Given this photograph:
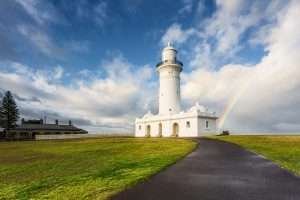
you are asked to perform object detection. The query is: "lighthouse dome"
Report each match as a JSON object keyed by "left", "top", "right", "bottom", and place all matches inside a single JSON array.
[
  {"left": 162, "top": 42, "right": 177, "bottom": 62},
  {"left": 143, "top": 110, "right": 153, "bottom": 118},
  {"left": 189, "top": 102, "right": 208, "bottom": 112}
]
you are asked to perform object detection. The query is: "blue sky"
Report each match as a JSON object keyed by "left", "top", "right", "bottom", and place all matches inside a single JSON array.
[
  {"left": 0, "top": 0, "right": 261, "bottom": 73},
  {"left": 0, "top": 0, "right": 300, "bottom": 133}
]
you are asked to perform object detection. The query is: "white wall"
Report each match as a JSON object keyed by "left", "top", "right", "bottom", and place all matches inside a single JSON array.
[
  {"left": 178, "top": 117, "right": 198, "bottom": 137},
  {"left": 135, "top": 112, "right": 217, "bottom": 137},
  {"left": 36, "top": 134, "right": 99, "bottom": 140},
  {"left": 158, "top": 65, "right": 181, "bottom": 115},
  {"left": 198, "top": 117, "right": 217, "bottom": 136}
]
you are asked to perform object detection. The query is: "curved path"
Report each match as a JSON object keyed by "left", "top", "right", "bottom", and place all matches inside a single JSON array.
[{"left": 113, "top": 138, "right": 300, "bottom": 200}]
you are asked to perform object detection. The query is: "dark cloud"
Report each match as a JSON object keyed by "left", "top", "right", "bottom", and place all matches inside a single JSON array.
[
  {"left": 19, "top": 107, "right": 93, "bottom": 126},
  {"left": 13, "top": 93, "right": 41, "bottom": 103}
]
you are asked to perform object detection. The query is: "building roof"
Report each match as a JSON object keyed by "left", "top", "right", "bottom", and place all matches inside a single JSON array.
[
  {"left": 8, "top": 118, "right": 89, "bottom": 133},
  {"left": 12, "top": 124, "right": 87, "bottom": 132}
]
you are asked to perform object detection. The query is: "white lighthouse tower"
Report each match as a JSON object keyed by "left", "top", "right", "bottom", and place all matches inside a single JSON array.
[
  {"left": 157, "top": 42, "right": 182, "bottom": 115},
  {"left": 135, "top": 43, "right": 218, "bottom": 137}
]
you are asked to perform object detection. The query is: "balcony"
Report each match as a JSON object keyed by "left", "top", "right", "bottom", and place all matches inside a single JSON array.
[{"left": 156, "top": 60, "right": 183, "bottom": 68}]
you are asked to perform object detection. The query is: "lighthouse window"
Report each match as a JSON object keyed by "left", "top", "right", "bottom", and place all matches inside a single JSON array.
[
  {"left": 139, "top": 125, "right": 141, "bottom": 130},
  {"left": 205, "top": 120, "right": 209, "bottom": 128},
  {"left": 186, "top": 121, "right": 190, "bottom": 128}
]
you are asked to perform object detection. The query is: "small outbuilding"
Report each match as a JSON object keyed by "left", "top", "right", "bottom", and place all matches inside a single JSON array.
[{"left": 4, "top": 119, "right": 88, "bottom": 140}]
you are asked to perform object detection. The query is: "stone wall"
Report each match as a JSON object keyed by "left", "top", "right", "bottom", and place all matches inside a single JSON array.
[{"left": 35, "top": 133, "right": 132, "bottom": 140}]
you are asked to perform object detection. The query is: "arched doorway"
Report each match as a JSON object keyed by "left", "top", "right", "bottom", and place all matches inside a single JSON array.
[
  {"left": 146, "top": 125, "right": 151, "bottom": 137},
  {"left": 172, "top": 123, "right": 179, "bottom": 137},
  {"left": 158, "top": 123, "right": 162, "bottom": 137}
]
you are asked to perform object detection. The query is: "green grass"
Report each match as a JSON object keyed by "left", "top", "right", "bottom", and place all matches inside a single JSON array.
[
  {"left": 0, "top": 137, "right": 196, "bottom": 199},
  {"left": 210, "top": 135, "right": 300, "bottom": 176}
]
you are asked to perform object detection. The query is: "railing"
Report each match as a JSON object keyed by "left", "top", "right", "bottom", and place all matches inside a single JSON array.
[{"left": 156, "top": 60, "right": 183, "bottom": 67}]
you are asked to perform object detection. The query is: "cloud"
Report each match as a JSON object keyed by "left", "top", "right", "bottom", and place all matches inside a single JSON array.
[
  {"left": 94, "top": 1, "right": 107, "bottom": 27},
  {"left": 15, "top": 0, "right": 66, "bottom": 25},
  {"left": 180, "top": 0, "right": 300, "bottom": 133},
  {"left": 163, "top": 0, "right": 286, "bottom": 69},
  {"left": 162, "top": 1, "right": 288, "bottom": 69},
  {"left": 206, "top": 0, "right": 259, "bottom": 54},
  {"left": 66, "top": 40, "right": 90, "bottom": 53},
  {"left": 74, "top": 0, "right": 111, "bottom": 28},
  {"left": 161, "top": 23, "right": 196, "bottom": 46},
  {"left": 17, "top": 24, "right": 64, "bottom": 59},
  {"left": 17, "top": 25, "right": 88, "bottom": 59},
  {"left": 78, "top": 69, "right": 92, "bottom": 77},
  {"left": 1, "top": 0, "right": 299, "bottom": 135},
  {"left": 0, "top": 55, "right": 155, "bottom": 133},
  {"left": 16, "top": 0, "right": 48, "bottom": 24},
  {"left": 53, "top": 66, "right": 64, "bottom": 80},
  {"left": 2, "top": 1, "right": 74, "bottom": 60},
  {"left": 179, "top": 0, "right": 194, "bottom": 15}
]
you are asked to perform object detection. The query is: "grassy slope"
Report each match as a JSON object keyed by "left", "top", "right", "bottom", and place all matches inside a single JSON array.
[
  {"left": 211, "top": 135, "right": 300, "bottom": 176},
  {"left": 0, "top": 138, "right": 196, "bottom": 199}
]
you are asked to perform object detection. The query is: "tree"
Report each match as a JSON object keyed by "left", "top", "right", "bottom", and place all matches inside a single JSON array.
[
  {"left": 1, "top": 91, "right": 19, "bottom": 129},
  {"left": 0, "top": 99, "right": 3, "bottom": 127}
]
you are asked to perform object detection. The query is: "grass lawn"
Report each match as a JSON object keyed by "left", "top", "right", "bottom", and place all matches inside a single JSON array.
[
  {"left": 0, "top": 137, "right": 196, "bottom": 199},
  {"left": 210, "top": 135, "right": 300, "bottom": 176}
]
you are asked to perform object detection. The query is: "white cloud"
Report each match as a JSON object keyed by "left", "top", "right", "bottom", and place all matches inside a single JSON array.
[
  {"left": 16, "top": 0, "right": 47, "bottom": 24},
  {"left": 94, "top": 1, "right": 107, "bottom": 27},
  {"left": 66, "top": 40, "right": 90, "bottom": 53},
  {"left": 0, "top": 55, "right": 155, "bottom": 133},
  {"left": 180, "top": 0, "right": 300, "bottom": 133},
  {"left": 204, "top": 0, "right": 263, "bottom": 56},
  {"left": 161, "top": 23, "right": 196, "bottom": 46},
  {"left": 163, "top": 0, "right": 285, "bottom": 70},
  {"left": 179, "top": 0, "right": 194, "bottom": 15},
  {"left": 15, "top": 0, "right": 64, "bottom": 25},
  {"left": 17, "top": 25, "right": 64, "bottom": 58},
  {"left": 2, "top": 0, "right": 299, "bottom": 135},
  {"left": 17, "top": 25, "right": 88, "bottom": 59},
  {"left": 163, "top": 1, "right": 261, "bottom": 68},
  {"left": 53, "top": 66, "right": 64, "bottom": 80},
  {"left": 78, "top": 69, "right": 92, "bottom": 77},
  {"left": 215, "top": 0, "right": 244, "bottom": 15}
]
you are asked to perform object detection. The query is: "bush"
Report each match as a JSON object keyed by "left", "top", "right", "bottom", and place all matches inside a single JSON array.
[{"left": 218, "top": 130, "right": 230, "bottom": 136}]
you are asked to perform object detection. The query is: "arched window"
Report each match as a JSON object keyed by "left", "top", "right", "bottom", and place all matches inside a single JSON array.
[
  {"left": 186, "top": 121, "right": 190, "bottom": 128},
  {"left": 158, "top": 123, "right": 162, "bottom": 137}
]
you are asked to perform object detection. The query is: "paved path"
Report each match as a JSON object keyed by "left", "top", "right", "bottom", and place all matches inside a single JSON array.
[{"left": 113, "top": 138, "right": 300, "bottom": 200}]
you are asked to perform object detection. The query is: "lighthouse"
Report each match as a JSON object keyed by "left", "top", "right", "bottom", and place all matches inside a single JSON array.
[
  {"left": 157, "top": 42, "right": 182, "bottom": 115},
  {"left": 135, "top": 43, "right": 218, "bottom": 137}
]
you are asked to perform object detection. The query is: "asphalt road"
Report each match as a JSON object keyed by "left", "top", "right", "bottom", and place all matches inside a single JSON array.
[{"left": 113, "top": 138, "right": 300, "bottom": 200}]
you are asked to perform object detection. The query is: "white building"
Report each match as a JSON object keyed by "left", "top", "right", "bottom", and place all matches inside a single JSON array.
[{"left": 135, "top": 42, "right": 217, "bottom": 137}]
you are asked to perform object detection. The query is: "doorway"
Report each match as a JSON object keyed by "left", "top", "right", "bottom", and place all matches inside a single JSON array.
[
  {"left": 172, "top": 123, "right": 179, "bottom": 137},
  {"left": 158, "top": 123, "right": 162, "bottom": 137},
  {"left": 146, "top": 125, "right": 151, "bottom": 137}
]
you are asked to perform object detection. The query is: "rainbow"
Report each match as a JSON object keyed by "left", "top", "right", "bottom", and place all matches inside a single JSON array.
[{"left": 217, "top": 76, "right": 252, "bottom": 132}]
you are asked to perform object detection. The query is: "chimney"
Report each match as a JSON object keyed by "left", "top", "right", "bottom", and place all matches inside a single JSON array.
[
  {"left": 55, "top": 119, "right": 58, "bottom": 125},
  {"left": 21, "top": 118, "right": 25, "bottom": 125},
  {"left": 69, "top": 120, "right": 72, "bottom": 126}
]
